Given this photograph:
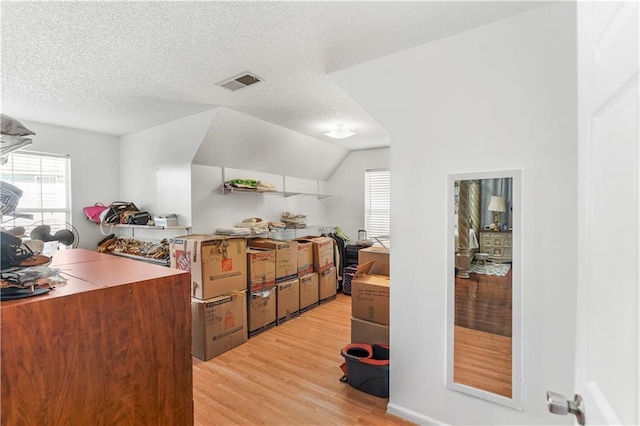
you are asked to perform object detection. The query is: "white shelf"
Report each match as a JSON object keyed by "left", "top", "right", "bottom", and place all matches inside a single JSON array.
[
  {"left": 114, "top": 224, "right": 191, "bottom": 231},
  {"left": 220, "top": 187, "right": 284, "bottom": 195},
  {"left": 112, "top": 224, "right": 191, "bottom": 238},
  {"left": 108, "top": 251, "right": 169, "bottom": 267},
  {"left": 220, "top": 167, "right": 334, "bottom": 199}
]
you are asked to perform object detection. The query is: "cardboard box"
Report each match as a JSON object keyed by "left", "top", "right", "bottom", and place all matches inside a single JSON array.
[
  {"left": 299, "top": 272, "right": 319, "bottom": 313},
  {"left": 248, "top": 239, "right": 298, "bottom": 283},
  {"left": 295, "top": 240, "right": 313, "bottom": 276},
  {"left": 311, "top": 237, "right": 334, "bottom": 272},
  {"left": 318, "top": 266, "right": 337, "bottom": 304},
  {"left": 246, "top": 248, "right": 276, "bottom": 292},
  {"left": 351, "top": 317, "right": 389, "bottom": 345},
  {"left": 170, "top": 234, "right": 247, "bottom": 300},
  {"left": 358, "top": 246, "right": 390, "bottom": 276},
  {"left": 351, "top": 274, "right": 390, "bottom": 325},
  {"left": 299, "top": 236, "right": 334, "bottom": 273},
  {"left": 248, "top": 287, "right": 277, "bottom": 337},
  {"left": 192, "top": 291, "right": 247, "bottom": 361},
  {"left": 276, "top": 278, "right": 300, "bottom": 325}
]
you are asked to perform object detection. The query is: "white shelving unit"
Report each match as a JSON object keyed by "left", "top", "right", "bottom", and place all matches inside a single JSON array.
[
  {"left": 113, "top": 224, "right": 191, "bottom": 237},
  {"left": 103, "top": 224, "right": 191, "bottom": 266},
  {"left": 108, "top": 251, "right": 170, "bottom": 266},
  {"left": 267, "top": 225, "right": 337, "bottom": 240},
  {"left": 220, "top": 167, "right": 333, "bottom": 199}
]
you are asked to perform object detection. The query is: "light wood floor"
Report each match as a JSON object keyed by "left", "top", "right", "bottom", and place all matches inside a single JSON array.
[
  {"left": 454, "top": 270, "right": 513, "bottom": 398},
  {"left": 453, "top": 326, "right": 512, "bottom": 398},
  {"left": 193, "top": 293, "right": 411, "bottom": 426}
]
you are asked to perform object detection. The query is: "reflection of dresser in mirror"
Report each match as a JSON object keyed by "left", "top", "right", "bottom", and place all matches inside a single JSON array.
[{"left": 479, "top": 231, "right": 512, "bottom": 263}]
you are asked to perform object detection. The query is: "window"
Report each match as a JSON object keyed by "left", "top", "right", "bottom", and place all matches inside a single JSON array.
[
  {"left": 1, "top": 151, "right": 71, "bottom": 229},
  {"left": 364, "top": 168, "right": 390, "bottom": 241}
]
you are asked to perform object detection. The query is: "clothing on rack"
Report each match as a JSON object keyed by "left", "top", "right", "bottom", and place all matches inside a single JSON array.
[{"left": 322, "top": 229, "right": 348, "bottom": 291}]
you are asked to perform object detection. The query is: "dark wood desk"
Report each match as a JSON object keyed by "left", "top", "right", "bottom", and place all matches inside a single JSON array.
[{"left": 1, "top": 249, "right": 193, "bottom": 425}]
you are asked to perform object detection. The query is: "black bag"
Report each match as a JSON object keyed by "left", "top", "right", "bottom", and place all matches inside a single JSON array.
[
  {"left": 103, "top": 201, "right": 138, "bottom": 224},
  {"left": 125, "top": 211, "right": 151, "bottom": 225}
]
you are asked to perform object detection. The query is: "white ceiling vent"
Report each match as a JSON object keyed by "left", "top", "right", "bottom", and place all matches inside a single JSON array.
[{"left": 217, "top": 73, "right": 263, "bottom": 91}]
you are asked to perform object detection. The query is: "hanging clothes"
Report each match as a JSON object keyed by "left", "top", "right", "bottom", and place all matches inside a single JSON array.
[{"left": 323, "top": 231, "right": 348, "bottom": 291}]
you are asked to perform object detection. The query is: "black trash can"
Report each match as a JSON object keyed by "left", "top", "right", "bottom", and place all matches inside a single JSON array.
[{"left": 340, "top": 343, "right": 389, "bottom": 397}]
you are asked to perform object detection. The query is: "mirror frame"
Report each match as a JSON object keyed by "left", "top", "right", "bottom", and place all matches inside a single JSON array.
[{"left": 446, "top": 169, "right": 522, "bottom": 410}]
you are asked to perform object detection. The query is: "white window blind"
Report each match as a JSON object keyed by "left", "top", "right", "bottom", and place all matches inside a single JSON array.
[
  {"left": 364, "top": 168, "right": 390, "bottom": 239},
  {"left": 1, "top": 151, "right": 71, "bottom": 228}
]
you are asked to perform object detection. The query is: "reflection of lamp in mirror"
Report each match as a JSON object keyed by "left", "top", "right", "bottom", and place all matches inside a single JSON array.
[{"left": 488, "top": 195, "right": 506, "bottom": 229}]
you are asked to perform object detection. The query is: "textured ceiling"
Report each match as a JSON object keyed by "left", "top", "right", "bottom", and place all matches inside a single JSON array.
[{"left": 1, "top": 1, "right": 546, "bottom": 151}]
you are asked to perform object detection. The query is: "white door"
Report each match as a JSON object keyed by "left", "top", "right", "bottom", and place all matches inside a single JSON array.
[{"left": 565, "top": 2, "right": 639, "bottom": 425}]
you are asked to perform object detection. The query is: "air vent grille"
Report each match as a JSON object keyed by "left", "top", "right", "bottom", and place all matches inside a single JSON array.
[{"left": 217, "top": 73, "right": 263, "bottom": 91}]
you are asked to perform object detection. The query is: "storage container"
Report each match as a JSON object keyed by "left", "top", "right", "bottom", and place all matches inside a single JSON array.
[{"left": 340, "top": 343, "right": 389, "bottom": 397}]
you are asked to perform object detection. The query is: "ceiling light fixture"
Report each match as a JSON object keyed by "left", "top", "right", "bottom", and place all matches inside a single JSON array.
[{"left": 324, "top": 125, "right": 356, "bottom": 139}]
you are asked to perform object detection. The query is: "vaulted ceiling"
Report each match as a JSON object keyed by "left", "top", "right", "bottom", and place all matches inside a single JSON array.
[{"left": 1, "top": 1, "right": 546, "bottom": 151}]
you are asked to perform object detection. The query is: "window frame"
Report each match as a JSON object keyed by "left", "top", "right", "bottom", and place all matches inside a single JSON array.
[
  {"left": 364, "top": 168, "right": 391, "bottom": 241},
  {"left": 1, "top": 151, "right": 72, "bottom": 226}
]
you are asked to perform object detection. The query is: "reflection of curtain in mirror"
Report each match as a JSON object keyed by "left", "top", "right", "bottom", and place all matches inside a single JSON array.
[{"left": 481, "top": 178, "right": 513, "bottom": 228}]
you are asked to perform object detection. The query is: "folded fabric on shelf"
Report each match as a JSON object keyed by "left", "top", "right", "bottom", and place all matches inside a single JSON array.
[
  {"left": 216, "top": 227, "right": 252, "bottom": 236},
  {"left": 256, "top": 181, "right": 277, "bottom": 192},
  {"left": 235, "top": 217, "right": 269, "bottom": 234},
  {"left": 281, "top": 211, "right": 307, "bottom": 229}
]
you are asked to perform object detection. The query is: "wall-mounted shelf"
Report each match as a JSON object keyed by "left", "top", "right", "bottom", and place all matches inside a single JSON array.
[
  {"left": 220, "top": 187, "right": 285, "bottom": 196},
  {"left": 108, "top": 251, "right": 169, "bottom": 267},
  {"left": 114, "top": 224, "right": 191, "bottom": 231},
  {"left": 112, "top": 224, "right": 191, "bottom": 238},
  {"left": 220, "top": 167, "right": 334, "bottom": 199}
]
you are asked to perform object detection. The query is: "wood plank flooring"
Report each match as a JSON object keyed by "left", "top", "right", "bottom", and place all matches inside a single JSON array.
[
  {"left": 453, "top": 326, "right": 512, "bottom": 398},
  {"left": 193, "top": 293, "right": 411, "bottom": 426},
  {"left": 455, "top": 270, "right": 512, "bottom": 336},
  {"left": 454, "top": 270, "right": 512, "bottom": 398}
]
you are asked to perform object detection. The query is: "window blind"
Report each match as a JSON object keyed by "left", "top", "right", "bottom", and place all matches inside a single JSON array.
[
  {"left": 1, "top": 152, "right": 71, "bottom": 227},
  {"left": 364, "top": 168, "right": 390, "bottom": 239}
]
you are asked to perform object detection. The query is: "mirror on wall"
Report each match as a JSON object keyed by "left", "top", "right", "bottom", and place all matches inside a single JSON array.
[{"left": 447, "top": 170, "right": 522, "bottom": 409}]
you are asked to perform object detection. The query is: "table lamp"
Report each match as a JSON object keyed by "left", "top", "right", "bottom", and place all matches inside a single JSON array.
[{"left": 488, "top": 195, "right": 506, "bottom": 227}]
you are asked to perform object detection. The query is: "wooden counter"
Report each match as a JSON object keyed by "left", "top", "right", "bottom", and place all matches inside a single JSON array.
[{"left": 1, "top": 249, "right": 193, "bottom": 425}]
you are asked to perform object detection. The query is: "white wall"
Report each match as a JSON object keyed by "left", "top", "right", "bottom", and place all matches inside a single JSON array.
[
  {"left": 190, "top": 164, "right": 332, "bottom": 235},
  {"left": 331, "top": 4, "right": 577, "bottom": 425},
  {"left": 119, "top": 107, "right": 357, "bottom": 240},
  {"left": 326, "top": 147, "right": 390, "bottom": 242},
  {"left": 17, "top": 120, "right": 120, "bottom": 250},
  {"left": 9, "top": 110, "right": 358, "bottom": 250},
  {"left": 119, "top": 109, "right": 218, "bottom": 229}
]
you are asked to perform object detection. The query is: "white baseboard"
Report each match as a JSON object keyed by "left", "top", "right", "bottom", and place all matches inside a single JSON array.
[{"left": 386, "top": 402, "right": 450, "bottom": 426}]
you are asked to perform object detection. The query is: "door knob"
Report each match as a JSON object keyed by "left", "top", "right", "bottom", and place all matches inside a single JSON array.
[{"left": 547, "top": 391, "right": 585, "bottom": 425}]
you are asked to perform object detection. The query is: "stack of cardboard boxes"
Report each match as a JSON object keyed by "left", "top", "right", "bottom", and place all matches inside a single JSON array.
[
  {"left": 351, "top": 249, "right": 390, "bottom": 345},
  {"left": 247, "top": 239, "right": 298, "bottom": 335},
  {"left": 297, "top": 236, "right": 337, "bottom": 305},
  {"left": 170, "top": 234, "right": 337, "bottom": 361},
  {"left": 170, "top": 235, "right": 249, "bottom": 362}
]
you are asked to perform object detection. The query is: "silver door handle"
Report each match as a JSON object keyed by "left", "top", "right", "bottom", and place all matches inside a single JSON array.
[{"left": 547, "top": 391, "right": 585, "bottom": 425}]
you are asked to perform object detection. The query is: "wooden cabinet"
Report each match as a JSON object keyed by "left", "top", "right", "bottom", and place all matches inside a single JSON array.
[
  {"left": 479, "top": 231, "right": 513, "bottom": 263},
  {"left": 1, "top": 249, "right": 193, "bottom": 425}
]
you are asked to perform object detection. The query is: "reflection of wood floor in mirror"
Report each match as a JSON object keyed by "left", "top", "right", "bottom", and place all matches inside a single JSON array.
[
  {"left": 454, "top": 326, "right": 512, "bottom": 397},
  {"left": 455, "top": 270, "right": 512, "bottom": 336},
  {"left": 454, "top": 270, "right": 512, "bottom": 398}
]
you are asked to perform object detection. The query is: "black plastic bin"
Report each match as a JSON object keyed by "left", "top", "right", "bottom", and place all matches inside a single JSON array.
[{"left": 340, "top": 343, "right": 389, "bottom": 397}]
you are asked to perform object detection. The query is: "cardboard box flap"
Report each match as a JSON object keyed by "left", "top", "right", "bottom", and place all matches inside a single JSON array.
[{"left": 353, "top": 260, "right": 375, "bottom": 278}]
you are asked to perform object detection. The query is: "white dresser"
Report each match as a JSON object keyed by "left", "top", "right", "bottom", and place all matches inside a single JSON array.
[{"left": 479, "top": 231, "right": 512, "bottom": 263}]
